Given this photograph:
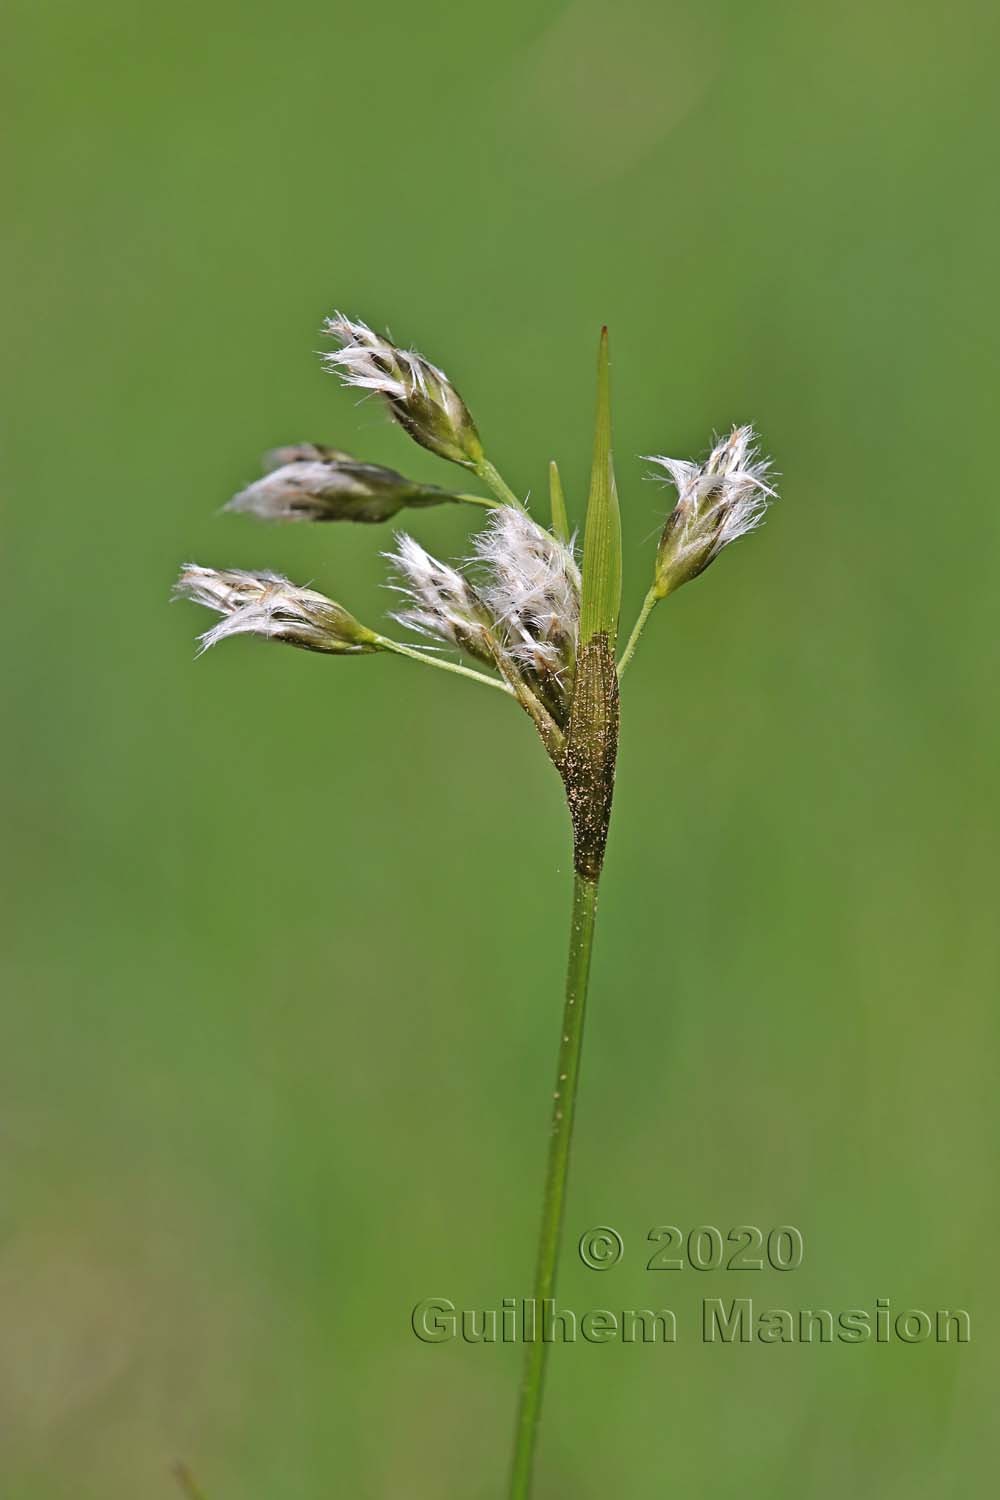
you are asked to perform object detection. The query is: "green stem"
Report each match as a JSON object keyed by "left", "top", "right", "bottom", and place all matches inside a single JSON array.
[
  {"left": 475, "top": 457, "right": 527, "bottom": 510},
  {"left": 616, "top": 586, "right": 659, "bottom": 679},
  {"left": 375, "top": 637, "right": 511, "bottom": 693},
  {"left": 508, "top": 870, "right": 601, "bottom": 1500},
  {"left": 454, "top": 492, "right": 503, "bottom": 509}
]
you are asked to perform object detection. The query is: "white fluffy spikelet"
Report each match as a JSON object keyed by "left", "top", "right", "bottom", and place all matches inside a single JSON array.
[
  {"left": 472, "top": 507, "right": 581, "bottom": 681},
  {"left": 386, "top": 534, "right": 493, "bottom": 663},
  {"left": 321, "top": 314, "right": 483, "bottom": 468},
  {"left": 647, "top": 425, "right": 776, "bottom": 594},
  {"left": 174, "top": 565, "right": 376, "bottom": 655},
  {"left": 321, "top": 315, "right": 432, "bottom": 401}
]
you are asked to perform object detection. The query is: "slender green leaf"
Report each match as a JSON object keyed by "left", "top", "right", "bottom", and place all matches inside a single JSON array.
[
  {"left": 548, "top": 459, "right": 570, "bottom": 541},
  {"left": 578, "top": 328, "right": 622, "bottom": 647}
]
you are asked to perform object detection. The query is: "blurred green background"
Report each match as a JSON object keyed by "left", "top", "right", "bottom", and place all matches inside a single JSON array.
[{"left": 3, "top": 0, "right": 998, "bottom": 1495}]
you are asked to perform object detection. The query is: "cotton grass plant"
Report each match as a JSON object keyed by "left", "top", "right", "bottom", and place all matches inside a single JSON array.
[{"left": 175, "top": 314, "right": 776, "bottom": 1498}]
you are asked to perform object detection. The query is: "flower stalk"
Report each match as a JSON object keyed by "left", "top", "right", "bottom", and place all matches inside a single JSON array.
[
  {"left": 475, "top": 455, "right": 525, "bottom": 510},
  {"left": 508, "top": 869, "right": 600, "bottom": 1500},
  {"left": 616, "top": 584, "right": 658, "bottom": 678}
]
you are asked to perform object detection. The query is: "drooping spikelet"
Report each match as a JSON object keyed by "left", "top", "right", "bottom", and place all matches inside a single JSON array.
[
  {"left": 646, "top": 425, "right": 776, "bottom": 596},
  {"left": 174, "top": 565, "right": 378, "bottom": 655},
  {"left": 386, "top": 534, "right": 495, "bottom": 665},
  {"left": 226, "top": 445, "right": 456, "bottom": 525},
  {"left": 321, "top": 315, "right": 483, "bottom": 470}
]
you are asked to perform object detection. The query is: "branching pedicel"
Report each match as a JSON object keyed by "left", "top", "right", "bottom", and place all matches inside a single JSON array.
[{"left": 175, "top": 317, "right": 776, "bottom": 1498}]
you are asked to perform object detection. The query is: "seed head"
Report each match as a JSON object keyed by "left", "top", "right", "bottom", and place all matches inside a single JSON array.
[
  {"left": 174, "top": 565, "right": 378, "bottom": 655},
  {"left": 472, "top": 507, "right": 580, "bottom": 715},
  {"left": 226, "top": 445, "right": 456, "bottom": 525},
  {"left": 386, "top": 534, "right": 495, "bottom": 664},
  {"left": 321, "top": 315, "right": 484, "bottom": 470},
  {"left": 646, "top": 425, "right": 776, "bottom": 597}
]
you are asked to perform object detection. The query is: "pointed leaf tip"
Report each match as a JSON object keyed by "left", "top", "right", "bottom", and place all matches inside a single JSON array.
[
  {"left": 579, "top": 328, "right": 622, "bottom": 647},
  {"left": 549, "top": 460, "right": 570, "bottom": 542}
]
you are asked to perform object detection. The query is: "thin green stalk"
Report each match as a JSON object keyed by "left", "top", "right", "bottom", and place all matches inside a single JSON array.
[
  {"left": 375, "top": 637, "right": 511, "bottom": 693},
  {"left": 508, "top": 870, "right": 600, "bottom": 1500},
  {"left": 616, "top": 586, "right": 659, "bottom": 679},
  {"left": 453, "top": 492, "right": 502, "bottom": 509},
  {"left": 475, "top": 456, "right": 527, "bottom": 510}
]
